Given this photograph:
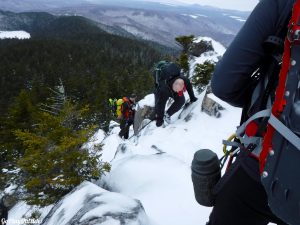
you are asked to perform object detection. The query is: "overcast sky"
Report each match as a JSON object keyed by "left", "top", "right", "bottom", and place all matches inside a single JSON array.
[{"left": 146, "top": 0, "right": 260, "bottom": 11}]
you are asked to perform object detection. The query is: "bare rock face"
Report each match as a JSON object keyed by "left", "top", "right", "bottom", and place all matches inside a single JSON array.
[
  {"left": 133, "top": 105, "right": 155, "bottom": 135},
  {"left": 201, "top": 93, "right": 224, "bottom": 118},
  {"left": 188, "top": 40, "right": 214, "bottom": 57},
  {"left": 41, "top": 181, "right": 149, "bottom": 225}
]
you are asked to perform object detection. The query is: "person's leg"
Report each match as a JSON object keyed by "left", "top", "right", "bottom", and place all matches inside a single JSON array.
[
  {"left": 118, "top": 119, "right": 126, "bottom": 138},
  {"left": 123, "top": 120, "right": 133, "bottom": 139},
  {"left": 124, "top": 123, "right": 130, "bottom": 139},
  {"left": 208, "top": 165, "right": 287, "bottom": 225},
  {"left": 166, "top": 94, "right": 185, "bottom": 116}
]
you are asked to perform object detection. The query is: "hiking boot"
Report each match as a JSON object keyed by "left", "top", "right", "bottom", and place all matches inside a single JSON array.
[{"left": 164, "top": 113, "right": 171, "bottom": 124}]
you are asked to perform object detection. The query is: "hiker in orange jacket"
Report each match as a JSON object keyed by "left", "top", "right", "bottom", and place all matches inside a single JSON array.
[{"left": 118, "top": 94, "right": 136, "bottom": 139}]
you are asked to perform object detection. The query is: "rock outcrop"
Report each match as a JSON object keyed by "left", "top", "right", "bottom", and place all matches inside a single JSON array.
[{"left": 42, "top": 181, "right": 149, "bottom": 225}]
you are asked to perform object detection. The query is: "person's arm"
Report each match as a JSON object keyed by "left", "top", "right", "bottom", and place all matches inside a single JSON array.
[
  {"left": 211, "top": 0, "right": 280, "bottom": 107},
  {"left": 181, "top": 76, "right": 197, "bottom": 101}
]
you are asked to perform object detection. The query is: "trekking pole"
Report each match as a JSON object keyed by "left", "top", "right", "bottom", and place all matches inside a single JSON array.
[{"left": 128, "top": 119, "right": 153, "bottom": 140}]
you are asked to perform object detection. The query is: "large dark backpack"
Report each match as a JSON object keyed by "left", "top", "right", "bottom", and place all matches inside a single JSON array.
[
  {"left": 229, "top": 1, "right": 300, "bottom": 224},
  {"left": 259, "top": 2, "right": 300, "bottom": 224},
  {"left": 153, "top": 61, "right": 181, "bottom": 87}
]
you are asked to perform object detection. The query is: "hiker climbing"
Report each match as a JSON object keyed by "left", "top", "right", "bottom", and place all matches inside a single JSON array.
[
  {"left": 118, "top": 94, "right": 136, "bottom": 139},
  {"left": 201, "top": 0, "right": 300, "bottom": 225},
  {"left": 152, "top": 60, "right": 197, "bottom": 127}
]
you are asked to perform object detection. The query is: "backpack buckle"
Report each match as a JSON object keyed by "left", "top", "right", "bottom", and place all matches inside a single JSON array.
[{"left": 287, "top": 22, "right": 300, "bottom": 43}]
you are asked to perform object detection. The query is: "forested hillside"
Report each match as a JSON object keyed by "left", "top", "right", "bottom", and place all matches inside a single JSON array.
[{"left": 0, "top": 15, "right": 167, "bottom": 122}]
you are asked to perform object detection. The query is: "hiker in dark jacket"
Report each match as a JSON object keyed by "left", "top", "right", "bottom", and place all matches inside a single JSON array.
[
  {"left": 155, "top": 76, "right": 197, "bottom": 127},
  {"left": 119, "top": 94, "right": 136, "bottom": 139},
  {"left": 208, "top": 0, "right": 295, "bottom": 225}
]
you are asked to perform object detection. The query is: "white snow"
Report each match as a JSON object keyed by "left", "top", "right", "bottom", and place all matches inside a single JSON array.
[
  {"left": 7, "top": 202, "right": 52, "bottom": 225},
  {"left": 4, "top": 185, "right": 17, "bottom": 195},
  {"left": 181, "top": 14, "right": 208, "bottom": 19},
  {"left": 196, "top": 14, "right": 209, "bottom": 18},
  {"left": 94, "top": 76, "right": 242, "bottom": 225},
  {"left": 137, "top": 93, "right": 155, "bottom": 108},
  {"left": 229, "top": 15, "right": 246, "bottom": 22},
  {"left": 0, "top": 31, "right": 30, "bottom": 39},
  {"left": 189, "top": 15, "right": 198, "bottom": 19},
  {"left": 83, "top": 129, "right": 106, "bottom": 149},
  {"left": 158, "top": 2, "right": 178, "bottom": 7}
]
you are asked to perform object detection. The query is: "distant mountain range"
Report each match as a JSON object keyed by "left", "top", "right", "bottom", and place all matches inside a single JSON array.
[{"left": 0, "top": 0, "right": 249, "bottom": 48}]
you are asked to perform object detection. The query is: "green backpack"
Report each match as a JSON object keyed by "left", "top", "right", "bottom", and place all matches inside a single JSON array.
[
  {"left": 109, "top": 98, "right": 124, "bottom": 118},
  {"left": 153, "top": 61, "right": 181, "bottom": 87}
]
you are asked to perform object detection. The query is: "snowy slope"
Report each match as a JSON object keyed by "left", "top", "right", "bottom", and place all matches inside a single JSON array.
[{"left": 98, "top": 91, "right": 241, "bottom": 225}]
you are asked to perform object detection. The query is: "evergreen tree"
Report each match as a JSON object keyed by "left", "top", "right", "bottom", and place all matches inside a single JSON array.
[
  {"left": 0, "top": 90, "right": 38, "bottom": 194},
  {"left": 175, "top": 35, "right": 194, "bottom": 76},
  {"left": 11, "top": 83, "right": 110, "bottom": 206},
  {"left": 175, "top": 35, "right": 194, "bottom": 53},
  {"left": 192, "top": 61, "right": 215, "bottom": 92}
]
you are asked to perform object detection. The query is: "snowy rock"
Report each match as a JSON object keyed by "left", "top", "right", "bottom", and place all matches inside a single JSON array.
[
  {"left": 2, "top": 195, "right": 17, "bottom": 209},
  {"left": 189, "top": 40, "right": 214, "bottom": 57},
  {"left": 1, "top": 184, "right": 20, "bottom": 217},
  {"left": 109, "top": 120, "right": 120, "bottom": 133},
  {"left": 201, "top": 92, "right": 224, "bottom": 118},
  {"left": 7, "top": 201, "right": 53, "bottom": 225},
  {"left": 133, "top": 105, "right": 155, "bottom": 135},
  {"left": 41, "top": 181, "right": 149, "bottom": 225}
]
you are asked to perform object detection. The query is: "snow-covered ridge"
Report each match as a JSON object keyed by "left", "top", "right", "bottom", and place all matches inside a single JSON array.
[
  {"left": 190, "top": 36, "right": 226, "bottom": 76},
  {"left": 0, "top": 31, "right": 30, "bottom": 40},
  {"left": 194, "top": 36, "right": 226, "bottom": 56}
]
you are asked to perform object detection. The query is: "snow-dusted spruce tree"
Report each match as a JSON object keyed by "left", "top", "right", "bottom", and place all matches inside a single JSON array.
[
  {"left": 14, "top": 80, "right": 110, "bottom": 206},
  {"left": 192, "top": 61, "right": 215, "bottom": 92},
  {"left": 175, "top": 35, "right": 194, "bottom": 76}
]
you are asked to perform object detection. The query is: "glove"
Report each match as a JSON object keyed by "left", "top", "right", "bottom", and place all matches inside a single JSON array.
[
  {"left": 156, "top": 119, "right": 164, "bottom": 127},
  {"left": 190, "top": 97, "right": 198, "bottom": 103}
]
